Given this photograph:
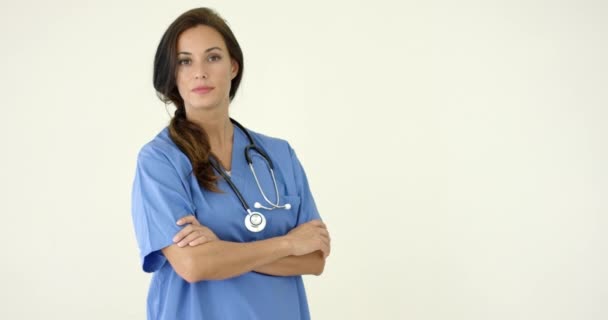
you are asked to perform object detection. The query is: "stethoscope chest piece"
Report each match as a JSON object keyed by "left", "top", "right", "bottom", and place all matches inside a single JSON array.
[{"left": 245, "top": 210, "right": 266, "bottom": 232}]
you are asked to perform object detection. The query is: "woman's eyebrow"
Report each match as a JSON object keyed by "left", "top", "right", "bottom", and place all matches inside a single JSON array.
[{"left": 177, "top": 47, "right": 223, "bottom": 55}]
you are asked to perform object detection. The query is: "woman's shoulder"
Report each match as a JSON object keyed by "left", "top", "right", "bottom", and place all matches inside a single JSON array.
[
  {"left": 136, "top": 126, "right": 188, "bottom": 165},
  {"left": 245, "top": 127, "right": 293, "bottom": 154}
]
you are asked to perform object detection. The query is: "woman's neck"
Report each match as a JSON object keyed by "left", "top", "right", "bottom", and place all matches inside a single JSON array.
[
  {"left": 187, "top": 106, "right": 233, "bottom": 149},
  {"left": 185, "top": 106, "right": 234, "bottom": 170}
]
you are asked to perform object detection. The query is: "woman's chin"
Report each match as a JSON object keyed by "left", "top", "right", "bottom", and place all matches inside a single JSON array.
[{"left": 187, "top": 101, "right": 223, "bottom": 112}]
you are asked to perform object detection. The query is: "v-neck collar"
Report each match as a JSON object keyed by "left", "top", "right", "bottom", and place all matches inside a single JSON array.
[
  {"left": 211, "top": 122, "right": 239, "bottom": 175},
  {"left": 225, "top": 123, "right": 244, "bottom": 178}
]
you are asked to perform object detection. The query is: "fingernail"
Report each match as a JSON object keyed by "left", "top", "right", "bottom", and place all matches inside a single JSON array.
[{"left": 176, "top": 220, "right": 182, "bottom": 225}]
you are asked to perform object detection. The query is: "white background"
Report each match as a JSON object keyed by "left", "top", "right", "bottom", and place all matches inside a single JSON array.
[{"left": 1, "top": 0, "right": 606, "bottom": 319}]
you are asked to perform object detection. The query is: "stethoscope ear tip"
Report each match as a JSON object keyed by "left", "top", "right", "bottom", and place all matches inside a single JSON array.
[
  {"left": 254, "top": 202, "right": 262, "bottom": 209},
  {"left": 285, "top": 203, "right": 291, "bottom": 210}
]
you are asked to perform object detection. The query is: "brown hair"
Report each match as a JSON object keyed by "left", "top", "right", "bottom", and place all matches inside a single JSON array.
[{"left": 152, "top": 7, "right": 244, "bottom": 192}]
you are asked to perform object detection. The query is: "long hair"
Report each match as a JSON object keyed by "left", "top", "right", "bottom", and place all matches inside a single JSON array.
[{"left": 152, "top": 7, "right": 244, "bottom": 192}]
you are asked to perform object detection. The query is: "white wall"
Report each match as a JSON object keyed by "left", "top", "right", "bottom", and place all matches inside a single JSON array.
[{"left": 1, "top": 0, "right": 606, "bottom": 319}]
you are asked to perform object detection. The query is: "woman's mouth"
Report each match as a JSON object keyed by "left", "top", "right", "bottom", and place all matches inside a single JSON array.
[{"left": 192, "top": 86, "right": 214, "bottom": 94}]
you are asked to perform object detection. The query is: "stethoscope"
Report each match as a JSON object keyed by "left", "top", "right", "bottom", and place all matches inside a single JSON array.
[{"left": 208, "top": 118, "right": 292, "bottom": 232}]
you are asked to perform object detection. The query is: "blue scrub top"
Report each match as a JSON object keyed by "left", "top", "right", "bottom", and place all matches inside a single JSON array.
[{"left": 131, "top": 123, "right": 321, "bottom": 320}]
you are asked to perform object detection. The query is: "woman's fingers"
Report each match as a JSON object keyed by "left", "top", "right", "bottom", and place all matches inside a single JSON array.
[
  {"left": 309, "top": 219, "right": 326, "bottom": 229},
  {"left": 319, "top": 228, "right": 330, "bottom": 239},
  {"left": 176, "top": 215, "right": 200, "bottom": 226},
  {"left": 319, "top": 231, "right": 331, "bottom": 258},
  {"left": 177, "top": 230, "right": 206, "bottom": 247},
  {"left": 285, "top": 219, "right": 332, "bottom": 256},
  {"left": 173, "top": 224, "right": 193, "bottom": 243},
  {"left": 320, "top": 236, "right": 330, "bottom": 250},
  {"left": 320, "top": 242, "right": 330, "bottom": 258},
  {"left": 174, "top": 225, "right": 216, "bottom": 247},
  {"left": 187, "top": 236, "right": 209, "bottom": 247},
  {"left": 173, "top": 215, "right": 206, "bottom": 243}
]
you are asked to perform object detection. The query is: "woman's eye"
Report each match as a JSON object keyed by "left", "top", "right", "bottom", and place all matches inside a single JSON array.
[
  {"left": 178, "top": 59, "right": 191, "bottom": 65},
  {"left": 208, "top": 55, "right": 221, "bottom": 62}
]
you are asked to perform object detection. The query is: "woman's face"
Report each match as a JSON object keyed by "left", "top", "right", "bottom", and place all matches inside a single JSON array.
[{"left": 175, "top": 25, "right": 239, "bottom": 114}]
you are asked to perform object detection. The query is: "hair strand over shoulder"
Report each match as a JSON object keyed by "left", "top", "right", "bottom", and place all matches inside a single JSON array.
[{"left": 152, "top": 7, "right": 244, "bottom": 192}]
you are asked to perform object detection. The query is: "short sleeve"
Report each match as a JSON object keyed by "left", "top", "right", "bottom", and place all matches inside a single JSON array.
[
  {"left": 131, "top": 146, "right": 195, "bottom": 273},
  {"left": 288, "top": 144, "right": 322, "bottom": 225}
]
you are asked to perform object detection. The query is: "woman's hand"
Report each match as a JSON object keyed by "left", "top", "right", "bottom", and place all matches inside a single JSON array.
[
  {"left": 173, "top": 215, "right": 219, "bottom": 247},
  {"left": 284, "top": 219, "right": 331, "bottom": 258}
]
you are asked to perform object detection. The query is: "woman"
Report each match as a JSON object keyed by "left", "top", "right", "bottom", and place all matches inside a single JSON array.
[{"left": 131, "top": 7, "right": 331, "bottom": 320}]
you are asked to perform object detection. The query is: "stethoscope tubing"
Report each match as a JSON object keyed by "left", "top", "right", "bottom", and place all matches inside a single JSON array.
[{"left": 208, "top": 118, "right": 286, "bottom": 213}]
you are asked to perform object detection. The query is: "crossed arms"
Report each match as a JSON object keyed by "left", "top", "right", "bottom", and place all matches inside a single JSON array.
[{"left": 161, "top": 216, "right": 331, "bottom": 283}]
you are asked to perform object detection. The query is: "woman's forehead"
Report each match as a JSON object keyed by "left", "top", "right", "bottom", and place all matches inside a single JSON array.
[{"left": 177, "top": 25, "right": 226, "bottom": 52}]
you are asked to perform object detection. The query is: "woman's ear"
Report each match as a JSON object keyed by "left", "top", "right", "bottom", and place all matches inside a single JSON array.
[{"left": 230, "top": 59, "right": 239, "bottom": 79}]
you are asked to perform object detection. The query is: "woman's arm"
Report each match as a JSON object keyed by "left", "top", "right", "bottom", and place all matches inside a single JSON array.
[
  {"left": 253, "top": 251, "right": 326, "bottom": 276},
  {"left": 163, "top": 220, "right": 329, "bottom": 283},
  {"left": 162, "top": 236, "right": 291, "bottom": 283}
]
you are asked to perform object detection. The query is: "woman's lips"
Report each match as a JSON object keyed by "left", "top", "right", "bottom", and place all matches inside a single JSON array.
[{"left": 192, "top": 86, "right": 214, "bottom": 94}]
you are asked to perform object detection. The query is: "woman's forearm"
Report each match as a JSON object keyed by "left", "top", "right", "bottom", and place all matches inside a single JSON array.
[
  {"left": 162, "top": 236, "right": 292, "bottom": 283},
  {"left": 253, "top": 251, "right": 325, "bottom": 276}
]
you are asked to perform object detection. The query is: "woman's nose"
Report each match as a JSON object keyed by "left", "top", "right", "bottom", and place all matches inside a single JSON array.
[
  {"left": 195, "top": 71, "right": 208, "bottom": 79},
  {"left": 194, "top": 63, "right": 208, "bottom": 79}
]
